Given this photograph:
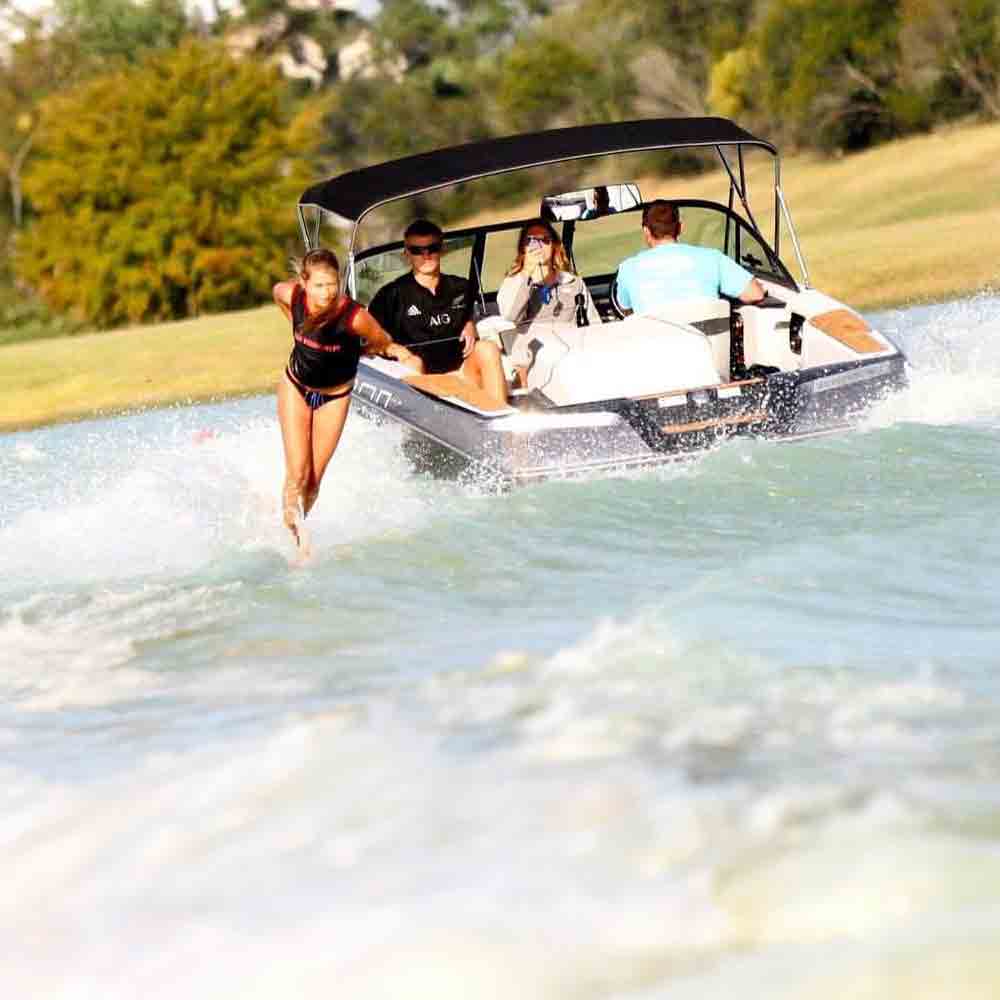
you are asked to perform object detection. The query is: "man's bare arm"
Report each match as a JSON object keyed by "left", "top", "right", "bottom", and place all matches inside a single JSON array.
[{"left": 738, "top": 278, "right": 767, "bottom": 304}]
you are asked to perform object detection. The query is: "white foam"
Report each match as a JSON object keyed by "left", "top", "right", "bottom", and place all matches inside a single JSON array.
[
  {"left": 718, "top": 829, "right": 1000, "bottom": 945},
  {"left": 0, "top": 411, "right": 447, "bottom": 588},
  {"left": 0, "top": 589, "right": 994, "bottom": 999},
  {"left": 865, "top": 293, "right": 1000, "bottom": 428},
  {"left": 0, "top": 324, "right": 996, "bottom": 1000},
  {"left": 628, "top": 911, "right": 1000, "bottom": 1000},
  {"left": 0, "top": 709, "right": 729, "bottom": 997},
  {"left": 0, "top": 583, "right": 245, "bottom": 709},
  {"left": 13, "top": 442, "right": 47, "bottom": 463}
]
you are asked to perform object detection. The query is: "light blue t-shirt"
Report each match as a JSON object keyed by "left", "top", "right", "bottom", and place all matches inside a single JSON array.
[{"left": 616, "top": 243, "right": 753, "bottom": 313}]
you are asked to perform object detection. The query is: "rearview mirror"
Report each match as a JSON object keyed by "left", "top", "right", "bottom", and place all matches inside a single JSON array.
[{"left": 540, "top": 183, "right": 642, "bottom": 221}]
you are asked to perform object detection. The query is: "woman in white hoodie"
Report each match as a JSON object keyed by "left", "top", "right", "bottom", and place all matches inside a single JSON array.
[{"left": 497, "top": 218, "right": 601, "bottom": 386}]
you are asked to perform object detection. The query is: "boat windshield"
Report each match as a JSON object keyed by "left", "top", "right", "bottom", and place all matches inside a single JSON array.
[
  {"left": 568, "top": 202, "right": 791, "bottom": 286},
  {"left": 350, "top": 199, "right": 794, "bottom": 306},
  {"left": 470, "top": 201, "right": 793, "bottom": 296},
  {"left": 353, "top": 234, "right": 477, "bottom": 306}
]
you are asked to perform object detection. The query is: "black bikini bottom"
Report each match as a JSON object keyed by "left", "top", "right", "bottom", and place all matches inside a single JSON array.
[{"left": 285, "top": 367, "right": 353, "bottom": 410}]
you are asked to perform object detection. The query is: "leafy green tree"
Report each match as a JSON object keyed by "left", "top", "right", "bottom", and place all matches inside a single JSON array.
[
  {"left": 628, "top": 0, "right": 756, "bottom": 63},
  {"left": 495, "top": 31, "right": 635, "bottom": 132},
  {"left": 54, "top": 0, "right": 190, "bottom": 63},
  {"left": 904, "top": 0, "right": 1000, "bottom": 118},
  {"left": 322, "top": 0, "right": 540, "bottom": 171},
  {"left": 496, "top": 39, "right": 603, "bottom": 131},
  {"left": 749, "top": 0, "right": 928, "bottom": 149},
  {"left": 582, "top": 0, "right": 754, "bottom": 115},
  {"left": 1, "top": 7, "right": 87, "bottom": 338},
  {"left": 708, "top": 45, "right": 762, "bottom": 121},
  {"left": 0, "top": 19, "right": 89, "bottom": 231},
  {"left": 368, "top": 0, "right": 541, "bottom": 70},
  {"left": 367, "top": 0, "right": 459, "bottom": 70},
  {"left": 327, "top": 77, "right": 490, "bottom": 167},
  {"left": 17, "top": 41, "right": 319, "bottom": 327},
  {"left": 2, "top": 0, "right": 195, "bottom": 237}
]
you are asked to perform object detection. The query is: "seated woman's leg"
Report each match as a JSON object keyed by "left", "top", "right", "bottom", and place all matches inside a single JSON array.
[{"left": 461, "top": 340, "right": 507, "bottom": 404}]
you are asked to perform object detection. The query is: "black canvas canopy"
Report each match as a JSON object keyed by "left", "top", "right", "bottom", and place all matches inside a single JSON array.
[{"left": 299, "top": 117, "right": 776, "bottom": 222}]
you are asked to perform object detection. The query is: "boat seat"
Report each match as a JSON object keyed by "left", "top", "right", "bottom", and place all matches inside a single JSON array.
[
  {"left": 525, "top": 315, "right": 721, "bottom": 406},
  {"left": 639, "top": 298, "right": 733, "bottom": 381},
  {"left": 475, "top": 314, "right": 519, "bottom": 383}
]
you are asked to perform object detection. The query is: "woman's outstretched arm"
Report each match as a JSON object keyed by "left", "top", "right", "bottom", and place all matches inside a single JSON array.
[{"left": 351, "top": 308, "right": 421, "bottom": 369}]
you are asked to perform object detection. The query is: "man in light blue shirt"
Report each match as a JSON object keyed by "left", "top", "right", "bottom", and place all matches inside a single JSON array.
[{"left": 616, "top": 200, "right": 765, "bottom": 314}]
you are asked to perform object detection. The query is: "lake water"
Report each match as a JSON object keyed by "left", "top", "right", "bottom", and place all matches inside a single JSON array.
[{"left": 2, "top": 294, "right": 999, "bottom": 998}]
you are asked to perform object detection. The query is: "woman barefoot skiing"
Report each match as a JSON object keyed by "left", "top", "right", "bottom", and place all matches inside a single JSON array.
[{"left": 274, "top": 248, "right": 415, "bottom": 550}]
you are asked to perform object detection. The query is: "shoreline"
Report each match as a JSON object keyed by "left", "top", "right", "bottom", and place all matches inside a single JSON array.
[
  {"left": 1, "top": 303, "right": 288, "bottom": 434},
  {"left": 0, "top": 284, "right": 987, "bottom": 435},
  {"left": 1, "top": 386, "right": 277, "bottom": 435}
]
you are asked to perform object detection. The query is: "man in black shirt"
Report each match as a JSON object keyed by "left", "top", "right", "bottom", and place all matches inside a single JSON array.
[{"left": 368, "top": 219, "right": 507, "bottom": 406}]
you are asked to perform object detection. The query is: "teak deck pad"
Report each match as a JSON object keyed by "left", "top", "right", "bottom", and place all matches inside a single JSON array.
[
  {"left": 403, "top": 373, "right": 510, "bottom": 412},
  {"left": 809, "top": 309, "right": 884, "bottom": 354},
  {"left": 661, "top": 411, "right": 766, "bottom": 434}
]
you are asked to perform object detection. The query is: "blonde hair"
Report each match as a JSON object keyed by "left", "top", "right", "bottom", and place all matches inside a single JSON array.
[
  {"left": 293, "top": 248, "right": 345, "bottom": 335},
  {"left": 291, "top": 247, "right": 341, "bottom": 280},
  {"left": 507, "top": 218, "right": 571, "bottom": 277}
]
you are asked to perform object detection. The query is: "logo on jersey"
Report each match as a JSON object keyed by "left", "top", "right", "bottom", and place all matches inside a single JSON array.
[
  {"left": 428, "top": 312, "right": 453, "bottom": 327},
  {"left": 406, "top": 305, "right": 422, "bottom": 317}
]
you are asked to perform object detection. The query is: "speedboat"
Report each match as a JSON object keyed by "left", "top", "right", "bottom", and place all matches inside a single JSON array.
[{"left": 296, "top": 117, "right": 907, "bottom": 484}]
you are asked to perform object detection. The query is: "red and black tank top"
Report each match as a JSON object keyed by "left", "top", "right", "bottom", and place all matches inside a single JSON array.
[{"left": 287, "top": 286, "right": 364, "bottom": 389}]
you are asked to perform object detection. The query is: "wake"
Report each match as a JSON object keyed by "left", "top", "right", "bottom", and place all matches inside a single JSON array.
[
  {"left": 864, "top": 291, "right": 1000, "bottom": 429},
  {"left": 0, "top": 405, "right": 436, "bottom": 591}
]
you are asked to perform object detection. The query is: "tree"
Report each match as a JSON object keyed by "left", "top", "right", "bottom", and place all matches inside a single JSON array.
[
  {"left": 496, "top": 39, "right": 603, "bottom": 131},
  {"left": 54, "top": 0, "right": 190, "bottom": 63},
  {"left": 2, "top": 0, "right": 195, "bottom": 236},
  {"left": 0, "top": 18, "right": 88, "bottom": 232},
  {"left": 320, "top": 0, "right": 541, "bottom": 173},
  {"left": 495, "top": 32, "right": 635, "bottom": 132},
  {"left": 749, "top": 0, "right": 927, "bottom": 150},
  {"left": 708, "top": 44, "right": 764, "bottom": 122},
  {"left": 368, "top": 0, "right": 539, "bottom": 71},
  {"left": 210, "top": 0, "right": 363, "bottom": 91},
  {"left": 904, "top": 0, "right": 1000, "bottom": 118},
  {"left": 16, "top": 41, "right": 320, "bottom": 326},
  {"left": 585, "top": 0, "right": 755, "bottom": 115}
]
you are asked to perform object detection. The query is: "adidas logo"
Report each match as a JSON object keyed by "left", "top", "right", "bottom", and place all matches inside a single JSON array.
[{"left": 406, "top": 305, "right": 422, "bottom": 317}]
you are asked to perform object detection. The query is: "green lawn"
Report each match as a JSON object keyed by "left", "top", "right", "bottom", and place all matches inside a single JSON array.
[{"left": 0, "top": 304, "right": 287, "bottom": 431}]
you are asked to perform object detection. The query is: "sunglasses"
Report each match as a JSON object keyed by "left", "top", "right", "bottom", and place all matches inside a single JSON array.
[
  {"left": 525, "top": 235, "right": 553, "bottom": 246},
  {"left": 405, "top": 242, "right": 443, "bottom": 256}
]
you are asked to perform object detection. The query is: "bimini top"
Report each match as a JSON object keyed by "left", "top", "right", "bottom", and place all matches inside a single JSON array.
[{"left": 299, "top": 117, "right": 776, "bottom": 222}]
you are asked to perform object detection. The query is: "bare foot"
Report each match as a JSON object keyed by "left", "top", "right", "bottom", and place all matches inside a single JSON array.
[
  {"left": 294, "top": 520, "right": 312, "bottom": 560},
  {"left": 283, "top": 498, "right": 309, "bottom": 551}
]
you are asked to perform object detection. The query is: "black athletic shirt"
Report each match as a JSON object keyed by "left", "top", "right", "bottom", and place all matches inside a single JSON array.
[
  {"left": 368, "top": 272, "right": 470, "bottom": 375},
  {"left": 287, "top": 286, "right": 363, "bottom": 388}
]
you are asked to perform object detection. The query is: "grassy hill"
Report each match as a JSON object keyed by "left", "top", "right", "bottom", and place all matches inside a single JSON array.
[
  {"left": 3, "top": 119, "right": 999, "bottom": 432},
  {"left": 0, "top": 305, "right": 288, "bottom": 431}
]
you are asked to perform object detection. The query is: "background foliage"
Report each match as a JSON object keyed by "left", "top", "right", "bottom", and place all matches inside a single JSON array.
[
  {"left": 2, "top": 0, "right": 999, "bottom": 333},
  {"left": 17, "top": 41, "right": 319, "bottom": 326}
]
